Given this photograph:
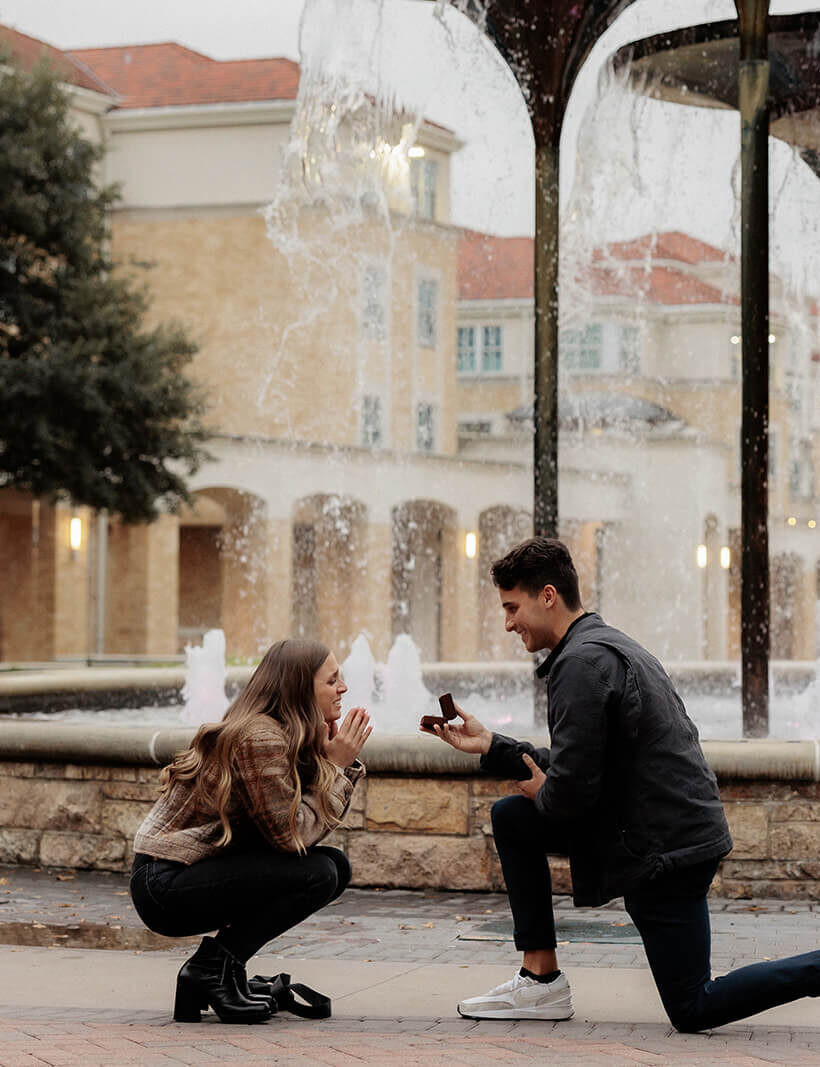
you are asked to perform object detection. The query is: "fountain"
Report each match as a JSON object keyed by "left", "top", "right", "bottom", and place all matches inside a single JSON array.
[
  {"left": 342, "top": 633, "right": 434, "bottom": 730},
  {"left": 179, "top": 629, "right": 230, "bottom": 726}
]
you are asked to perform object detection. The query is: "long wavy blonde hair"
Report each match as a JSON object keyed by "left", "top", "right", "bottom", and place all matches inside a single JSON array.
[{"left": 160, "top": 638, "right": 341, "bottom": 853}]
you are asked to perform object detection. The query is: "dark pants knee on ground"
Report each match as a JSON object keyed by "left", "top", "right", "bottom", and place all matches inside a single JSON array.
[{"left": 490, "top": 794, "right": 820, "bottom": 1030}]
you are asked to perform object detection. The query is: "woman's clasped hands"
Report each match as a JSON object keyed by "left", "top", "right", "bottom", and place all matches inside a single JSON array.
[{"left": 325, "top": 706, "right": 372, "bottom": 767}]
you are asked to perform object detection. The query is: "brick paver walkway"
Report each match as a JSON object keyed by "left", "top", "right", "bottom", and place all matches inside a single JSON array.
[
  {"left": 2, "top": 1014, "right": 820, "bottom": 1065},
  {"left": 1, "top": 866, "right": 819, "bottom": 1063}
]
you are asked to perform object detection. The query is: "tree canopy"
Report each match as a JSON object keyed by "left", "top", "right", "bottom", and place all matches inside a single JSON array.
[{"left": 0, "top": 57, "right": 208, "bottom": 522}]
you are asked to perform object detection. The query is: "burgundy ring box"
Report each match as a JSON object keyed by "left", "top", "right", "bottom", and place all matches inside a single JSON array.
[{"left": 420, "top": 693, "right": 457, "bottom": 732}]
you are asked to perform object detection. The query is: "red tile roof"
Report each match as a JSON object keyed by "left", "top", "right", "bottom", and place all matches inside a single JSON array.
[
  {"left": 458, "top": 230, "right": 535, "bottom": 301},
  {"left": 581, "top": 263, "right": 735, "bottom": 306},
  {"left": 458, "top": 230, "right": 735, "bottom": 306},
  {"left": 593, "top": 231, "right": 733, "bottom": 266},
  {"left": 68, "top": 42, "right": 299, "bottom": 109},
  {"left": 0, "top": 24, "right": 112, "bottom": 95}
]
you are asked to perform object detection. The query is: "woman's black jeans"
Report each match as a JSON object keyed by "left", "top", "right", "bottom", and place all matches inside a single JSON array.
[
  {"left": 130, "top": 841, "right": 351, "bottom": 963},
  {"left": 492, "top": 794, "right": 820, "bottom": 1032}
]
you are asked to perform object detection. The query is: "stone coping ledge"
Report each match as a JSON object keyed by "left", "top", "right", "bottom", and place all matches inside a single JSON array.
[
  {"left": 0, "top": 665, "right": 253, "bottom": 696},
  {"left": 1, "top": 660, "right": 816, "bottom": 696},
  {"left": 0, "top": 722, "right": 818, "bottom": 780}
]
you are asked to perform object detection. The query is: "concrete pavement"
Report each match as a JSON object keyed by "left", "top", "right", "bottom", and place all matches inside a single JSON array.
[{"left": 0, "top": 865, "right": 819, "bottom": 1063}]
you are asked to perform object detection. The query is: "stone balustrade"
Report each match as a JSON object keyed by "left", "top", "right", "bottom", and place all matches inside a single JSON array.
[{"left": 1, "top": 724, "right": 820, "bottom": 898}]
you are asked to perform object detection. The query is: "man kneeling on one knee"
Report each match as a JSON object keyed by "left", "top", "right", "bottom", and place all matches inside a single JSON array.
[{"left": 426, "top": 536, "right": 820, "bottom": 1031}]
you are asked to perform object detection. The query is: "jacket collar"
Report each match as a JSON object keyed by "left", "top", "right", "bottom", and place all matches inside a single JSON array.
[{"left": 536, "top": 611, "right": 599, "bottom": 679}]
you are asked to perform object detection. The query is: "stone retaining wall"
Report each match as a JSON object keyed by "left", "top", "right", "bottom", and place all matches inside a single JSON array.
[{"left": 2, "top": 726, "right": 820, "bottom": 898}]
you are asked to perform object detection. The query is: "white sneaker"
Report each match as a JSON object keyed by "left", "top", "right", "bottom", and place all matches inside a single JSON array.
[{"left": 457, "top": 970, "right": 574, "bottom": 1021}]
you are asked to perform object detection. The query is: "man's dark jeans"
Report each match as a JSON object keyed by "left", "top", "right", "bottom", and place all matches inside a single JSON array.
[
  {"left": 130, "top": 843, "right": 350, "bottom": 962},
  {"left": 492, "top": 794, "right": 820, "bottom": 1032}
]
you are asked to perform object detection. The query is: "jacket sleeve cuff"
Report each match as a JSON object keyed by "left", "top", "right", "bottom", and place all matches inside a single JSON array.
[
  {"left": 344, "top": 759, "right": 366, "bottom": 785},
  {"left": 480, "top": 733, "right": 522, "bottom": 776},
  {"left": 480, "top": 734, "right": 551, "bottom": 780}
]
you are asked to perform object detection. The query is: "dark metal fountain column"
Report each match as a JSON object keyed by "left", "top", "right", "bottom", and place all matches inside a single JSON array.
[
  {"left": 736, "top": 0, "right": 771, "bottom": 737},
  {"left": 480, "top": 2, "right": 636, "bottom": 537},
  {"left": 533, "top": 124, "right": 560, "bottom": 536}
]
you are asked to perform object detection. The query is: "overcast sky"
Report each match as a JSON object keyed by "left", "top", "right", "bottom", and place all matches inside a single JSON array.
[{"left": 2, "top": 0, "right": 819, "bottom": 286}]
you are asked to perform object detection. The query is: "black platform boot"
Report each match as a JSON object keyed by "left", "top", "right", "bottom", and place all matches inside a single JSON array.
[
  {"left": 173, "top": 937, "right": 272, "bottom": 1024},
  {"left": 231, "top": 958, "right": 278, "bottom": 1010}
]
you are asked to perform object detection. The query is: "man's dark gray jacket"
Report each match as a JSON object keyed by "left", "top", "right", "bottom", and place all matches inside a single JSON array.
[{"left": 481, "top": 612, "right": 733, "bottom": 907}]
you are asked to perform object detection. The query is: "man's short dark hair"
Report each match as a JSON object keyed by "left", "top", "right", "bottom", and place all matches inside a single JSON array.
[{"left": 491, "top": 537, "right": 582, "bottom": 610}]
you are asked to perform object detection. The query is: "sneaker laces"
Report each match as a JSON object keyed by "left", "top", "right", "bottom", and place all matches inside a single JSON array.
[{"left": 488, "top": 971, "right": 531, "bottom": 996}]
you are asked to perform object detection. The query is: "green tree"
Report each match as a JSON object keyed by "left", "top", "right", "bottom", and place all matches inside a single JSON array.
[{"left": 0, "top": 57, "right": 208, "bottom": 522}]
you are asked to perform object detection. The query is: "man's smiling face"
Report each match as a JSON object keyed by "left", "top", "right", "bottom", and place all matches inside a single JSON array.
[{"left": 498, "top": 583, "right": 554, "bottom": 653}]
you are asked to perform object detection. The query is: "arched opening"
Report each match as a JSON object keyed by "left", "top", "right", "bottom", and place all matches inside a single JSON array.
[
  {"left": 701, "top": 513, "right": 722, "bottom": 659},
  {"left": 391, "top": 500, "right": 457, "bottom": 661},
  {"left": 559, "top": 518, "right": 606, "bottom": 616},
  {"left": 291, "top": 494, "right": 367, "bottom": 656},
  {"left": 477, "top": 505, "right": 532, "bottom": 660},
  {"left": 772, "top": 551, "right": 802, "bottom": 660},
  {"left": 0, "top": 490, "right": 39, "bottom": 661},
  {"left": 177, "top": 487, "right": 269, "bottom": 658},
  {"left": 177, "top": 492, "right": 227, "bottom": 648}
]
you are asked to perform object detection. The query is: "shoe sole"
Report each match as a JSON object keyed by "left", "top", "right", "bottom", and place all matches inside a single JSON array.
[{"left": 457, "top": 1004, "right": 574, "bottom": 1021}]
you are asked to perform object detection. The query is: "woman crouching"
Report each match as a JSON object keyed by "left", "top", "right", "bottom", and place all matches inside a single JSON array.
[{"left": 129, "top": 638, "right": 371, "bottom": 1024}]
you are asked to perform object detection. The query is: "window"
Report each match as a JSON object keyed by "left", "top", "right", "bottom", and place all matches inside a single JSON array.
[
  {"left": 482, "top": 325, "right": 503, "bottom": 372},
  {"left": 417, "top": 279, "right": 437, "bottom": 347},
  {"left": 561, "top": 322, "right": 638, "bottom": 374},
  {"left": 459, "top": 419, "right": 492, "bottom": 435},
  {"left": 562, "top": 324, "right": 603, "bottom": 371},
  {"left": 619, "top": 325, "right": 639, "bottom": 375},
  {"left": 790, "top": 442, "right": 814, "bottom": 500},
  {"left": 362, "top": 266, "right": 386, "bottom": 339},
  {"left": 786, "top": 377, "right": 803, "bottom": 413},
  {"left": 457, "top": 326, "right": 476, "bottom": 373},
  {"left": 416, "top": 402, "right": 436, "bottom": 452},
  {"left": 457, "top": 323, "right": 503, "bottom": 375},
  {"left": 411, "top": 158, "right": 438, "bottom": 220},
  {"left": 361, "top": 394, "right": 383, "bottom": 448}
]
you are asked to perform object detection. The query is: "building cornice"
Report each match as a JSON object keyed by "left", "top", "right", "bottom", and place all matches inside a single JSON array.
[
  {"left": 417, "top": 121, "right": 464, "bottom": 154},
  {"left": 66, "top": 83, "right": 116, "bottom": 115},
  {"left": 103, "top": 103, "right": 463, "bottom": 154},
  {"left": 457, "top": 298, "right": 533, "bottom": 317},
  {"left": 105, "top": 99, "right": 297, "bottom": 132},
  {"left": 110, "top": 202, "right": 270, "bottom": 220},
  {"left": 208, "top": 431, "right": 530, "bottom": 474}
]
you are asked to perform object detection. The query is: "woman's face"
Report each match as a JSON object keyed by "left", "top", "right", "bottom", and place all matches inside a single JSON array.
[{"left": 313, "top": 652, "right": 347, "bottom": 724}]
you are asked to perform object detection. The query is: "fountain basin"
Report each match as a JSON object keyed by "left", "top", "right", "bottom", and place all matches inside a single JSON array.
[
  {"left": 3, "top": 661, "right": 820, "bottom": 740},
  {"left": 0, "top": 665, "right": 255, "bottom": 714},
  {"left": 1, "top": 721, "right": 819, "bottom": 899}
]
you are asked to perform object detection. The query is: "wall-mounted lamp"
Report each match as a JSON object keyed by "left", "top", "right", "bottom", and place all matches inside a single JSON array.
[
  {"left": 408, "top": 145, "right": 425, "bottom": 158},
  {"left": 787, "top": 516, "right": 797, "bottom": 527},
  {"left": 696, "top": 544, "right": 708, "bottom": 569},
  {"left": 69, "top": 516, "right": 83, "bottom": 552},
  {"left": 809, "top": 520, "right": 817, "bottom": 529},
  {"left": 719, "top": 546, "right": 731, "bottom": 570},
  {"left": 464, "top": 531, "right": 477, "bottom": 559}
]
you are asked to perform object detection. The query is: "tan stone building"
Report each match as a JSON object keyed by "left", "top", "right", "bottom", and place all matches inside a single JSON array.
[
  {"left": 456, "top": 229, "right": 820, "bottom": 661},
  {"left": 0, "top": 26, "right": 529, "bottom": 666}
]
